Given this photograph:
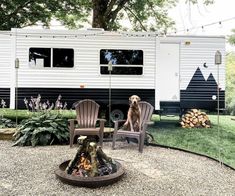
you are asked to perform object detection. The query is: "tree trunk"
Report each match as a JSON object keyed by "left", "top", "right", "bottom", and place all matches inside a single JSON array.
[{"left": 92, "top": 0, "right": 108, "bottom": 30}]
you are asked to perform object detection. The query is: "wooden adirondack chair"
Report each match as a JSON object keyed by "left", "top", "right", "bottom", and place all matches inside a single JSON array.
[
  {"left": 68, "top": 99, "right": 106, "bottom": 147},
  {"left": 112, "top": 101, "right": 154, "bottom": 153}
]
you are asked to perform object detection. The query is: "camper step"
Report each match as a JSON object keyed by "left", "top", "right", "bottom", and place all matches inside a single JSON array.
[{"left": 160, "top": 106, "right": 181, "bottom": 116}]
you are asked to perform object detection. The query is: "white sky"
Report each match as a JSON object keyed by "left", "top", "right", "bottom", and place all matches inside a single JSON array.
[{"left": 168, "top": 0, "right": 235, "bottom": 51}]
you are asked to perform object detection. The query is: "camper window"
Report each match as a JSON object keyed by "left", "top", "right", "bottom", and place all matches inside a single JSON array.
[
  {"left": 100, "top": 49, "right": 143, "bottom": 75},
  {"left": 29, "top": 48, "right": 51, "bottom": 67},
  {"left": 29, "top": 48, "right": 74, "bottom": 68},
  {"left": 53, "top": 48, "right": 74, "bottom": 68}
]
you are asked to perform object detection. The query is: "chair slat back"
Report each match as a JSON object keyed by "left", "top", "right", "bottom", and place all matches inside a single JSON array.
[
  {"left": 75, "top": 99, "right": 100, "bottom": 128},
  {"left": 139, "top": 101, "right": 154, "bottom": 129}
]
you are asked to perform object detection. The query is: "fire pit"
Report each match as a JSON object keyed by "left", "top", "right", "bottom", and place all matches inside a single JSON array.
[{"left": 55, "top": 136, "right": 125, "bottom": 188}]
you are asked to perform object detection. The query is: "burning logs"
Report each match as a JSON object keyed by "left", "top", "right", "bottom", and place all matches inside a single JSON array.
[
  {"left": 180, "top": 109, "right": 211, "bottom": 128},
  {"left": 66, "top": 136, "right": 117, "bottom": 177}
]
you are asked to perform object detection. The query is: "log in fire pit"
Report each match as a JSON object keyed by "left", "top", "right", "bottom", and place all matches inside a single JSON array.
[{"left": 55, "top": 136, "right": 125, "bottom": 188}]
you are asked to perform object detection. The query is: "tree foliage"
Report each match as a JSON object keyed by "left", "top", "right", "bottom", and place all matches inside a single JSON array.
[
  {"left": 227, "top": 30, "right": 235, "bottom": 115},
  {"left": 0, "top": 0, "right": 214, "bottom": 32},
  {"left": 0, "top": 0, "right": 90, "bottom": 30},
  {"left": 228, "top": 29, "right": 235, "bottom": 46},
  {"left": 225, "top": 52, "right": 235, "bottom": 115}
]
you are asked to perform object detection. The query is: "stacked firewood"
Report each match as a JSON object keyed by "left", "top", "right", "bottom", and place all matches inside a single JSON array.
[{"left": 180, "top": 109, "right": 211, "bottom": 128}]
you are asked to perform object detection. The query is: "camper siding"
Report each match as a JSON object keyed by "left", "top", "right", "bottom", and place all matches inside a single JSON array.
[
  {"left": 0, "top": 32, "right": 11, "bottom": 106},
  {"left": 159, "top": 36, "right": 225, "bottom": 109},
  {"left": 14, "top": 30, "right": 156, "bottom": 90},
  {"left": 180, "top": 37, "right": 225, "bottom": 91},
  {"left": 179, "top": 37, "right": 225, "bottom": 109},
  {"left": 16, "top": 88, "right": 155, "bottom": 109},
  {"left": 166, "top": 36, "right": 225, "bottom": 109},
  {"left": 160, "top": 36, "right": 225, "bottom": 90},
  {"left": 0, "top": 32, "right": 11, "bottom": 88},
  {"left": 1, "top": 29, "right": 226, "bottom": 111}
]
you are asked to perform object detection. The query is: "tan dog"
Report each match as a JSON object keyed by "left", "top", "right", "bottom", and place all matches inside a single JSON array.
[{"left": 123, "top": 95, "right": 141, "bottom": 132}]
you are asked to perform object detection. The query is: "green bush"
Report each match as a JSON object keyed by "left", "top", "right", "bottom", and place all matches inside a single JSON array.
[
  {"left": 13, "top": 113, "right": 69, "bottom": 146},
  {"left": 0, "top": 117, "right": 16, "bottom": 128}
]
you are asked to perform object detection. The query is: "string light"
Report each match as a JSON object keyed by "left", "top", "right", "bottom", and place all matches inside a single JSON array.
[
  {"left": 0, "top": 16, "right": 235, "bottom": 37},
  {"left": 218, "top": 21, "right": 222, "bottom": 28},
  {"left": 169, "top": 16, "right": 235, "bottom": 35},
  {"left": 201, "top": 26, "right": 205, "bottom": 32},
  {"left": 0, "top": 30, "right": 158, "bottom": 38}
]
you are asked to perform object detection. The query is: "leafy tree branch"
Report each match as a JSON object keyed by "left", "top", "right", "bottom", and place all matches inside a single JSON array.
[{"left": 0, "top": 0, "right": 214, "bottom": 32}]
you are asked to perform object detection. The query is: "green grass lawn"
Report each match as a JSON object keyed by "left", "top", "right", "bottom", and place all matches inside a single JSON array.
[{"left": 149, "top": 115, "right": 235, "bottom": 168}]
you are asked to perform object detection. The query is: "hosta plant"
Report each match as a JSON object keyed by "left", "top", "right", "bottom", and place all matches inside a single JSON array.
[
  {"left": 0, "top": 117, "right": 16, "bottom": 128},
  {"left": 13, "top": 113, "right": 69, "bottom": 146}
]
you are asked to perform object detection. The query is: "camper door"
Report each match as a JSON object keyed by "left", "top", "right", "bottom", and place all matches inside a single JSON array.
[{"left": 159, "top": 43, "right": 180, "bottom": 102}]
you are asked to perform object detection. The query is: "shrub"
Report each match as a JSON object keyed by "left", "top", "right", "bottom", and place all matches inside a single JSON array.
[
  {"left": 0, "top": 99, "right": 16, "bottom": 128},
  {"left": 13, "top": 113, "right": 69, "bottom": 146},
  {"left": 0, "top": 117, "right": 16, "bottom": 128}
]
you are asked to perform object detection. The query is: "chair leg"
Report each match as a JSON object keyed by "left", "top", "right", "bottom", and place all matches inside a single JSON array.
[
  {"left": 112, "top": 133, "right": 117, "bottom": 150},
  {"left": 139, "top": 134, "right": 144, "bottom": 153},
  {"left": 69, "top": 120, "right": 75, "bottom": 148},
  {"left": 99, "top": 132, "right": 104, "bottom": 148},
  {"left": 99, "top": 120, "right": 105, "bottom": 148},
  {"left": 70, "top": 131, "right": 74, "bottom": 148}
]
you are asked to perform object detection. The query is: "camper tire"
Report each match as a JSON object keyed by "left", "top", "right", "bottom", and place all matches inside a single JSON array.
[{"left": 107, "top": 105, "right": 128, "bottom": 122}]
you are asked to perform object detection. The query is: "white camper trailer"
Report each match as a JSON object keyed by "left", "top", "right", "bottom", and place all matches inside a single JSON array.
[{"left": 0, "top": 28, "right": 225, "bottom": 119}]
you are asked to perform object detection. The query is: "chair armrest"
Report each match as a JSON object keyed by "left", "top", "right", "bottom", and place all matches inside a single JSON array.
[
  {"left": 97, "top": 118, "right": 106, "bottom": 123},
  {"left": 97, "top": 118, "right": 106, "bottom": 132},
  {"left": 68, "top": 119, "right": 77, "bottom": 131},
  {"left": 68, "top": 119, "right": 77, "bottom": 124},
  {"left": 114, "top": 120, "right": 126, "bottom": 125},
  {"left": 114, "top": 120, "right": 126, "bottom": 132}
]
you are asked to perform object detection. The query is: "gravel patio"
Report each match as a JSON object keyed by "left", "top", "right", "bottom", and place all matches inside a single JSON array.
[{"left": 0, "top": 140, "right": 235, "bottom": 196}]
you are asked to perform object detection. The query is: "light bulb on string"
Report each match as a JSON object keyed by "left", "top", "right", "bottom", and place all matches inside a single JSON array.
[
  {"left": 219, "top": 21, "right": 223, "bottom": 28},
  {"left": 201, "top": 26, "right": 205, "bottom": 32}
]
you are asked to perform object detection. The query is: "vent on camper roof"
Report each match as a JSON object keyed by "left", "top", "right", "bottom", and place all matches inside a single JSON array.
[{"left": 86, "top": 28, "right": 104, "bottom": 31}]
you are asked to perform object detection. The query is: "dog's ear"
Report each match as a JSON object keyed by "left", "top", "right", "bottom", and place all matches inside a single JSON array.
[
  {"left": 137, "top": 96, "right": 141, "bottom": 102},
  {"left": 129, "top": 96, "right": 132, "bottom": 104}
]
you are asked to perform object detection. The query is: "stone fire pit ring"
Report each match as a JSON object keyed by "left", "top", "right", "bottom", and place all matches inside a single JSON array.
[{"left": 55, "top": 160, "right": 125, "bottom": 188}]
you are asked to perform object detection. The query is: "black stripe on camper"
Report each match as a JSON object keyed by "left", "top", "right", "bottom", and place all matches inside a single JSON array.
[
  {"left": 0, "top": 88, "right": 10, "bottom": 107},
  {"left": 17, "top": 88, "right": 155, "bottom": 109},
  {"left": 180, "top": 67, "right": 225, "bottom": 110}
]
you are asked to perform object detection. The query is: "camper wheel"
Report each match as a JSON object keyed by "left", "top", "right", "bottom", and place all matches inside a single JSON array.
[{"left": 107, "top": 105, "right": 128, "bottom": 122}]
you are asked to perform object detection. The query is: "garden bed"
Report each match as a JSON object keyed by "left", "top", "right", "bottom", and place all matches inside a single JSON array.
[{"left": 0, "top": 128, "right": 16, "bottom": 140}]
